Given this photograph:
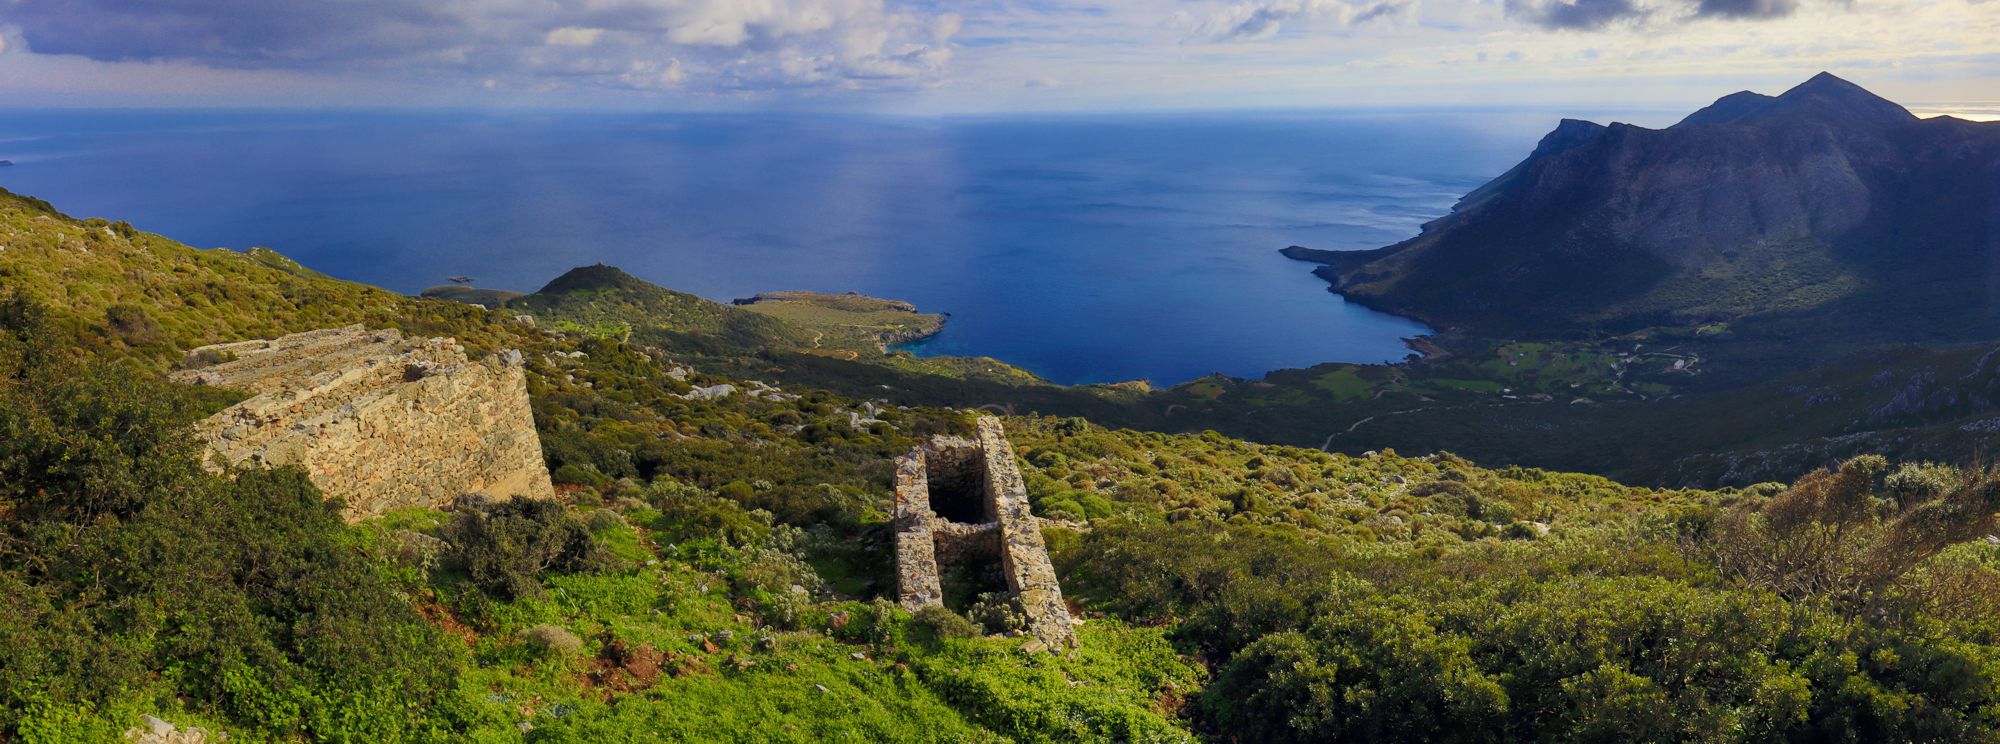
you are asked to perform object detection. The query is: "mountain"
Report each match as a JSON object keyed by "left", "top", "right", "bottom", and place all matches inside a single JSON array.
[{"left": 1285, "top": 73, "right": 2000, "bottom": 340}]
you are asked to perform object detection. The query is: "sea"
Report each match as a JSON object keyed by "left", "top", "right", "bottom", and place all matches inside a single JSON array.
[{"left": 0, "top": 108, "right": 1608, "bottom": 385}]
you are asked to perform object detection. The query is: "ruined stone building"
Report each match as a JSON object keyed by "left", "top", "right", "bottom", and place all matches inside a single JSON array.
[
  {"left": 172, "top": 325, "right": 554, "bottom": 521},
  {"left": 894, "top": 416, "right": 1077, "bottom": 648}
]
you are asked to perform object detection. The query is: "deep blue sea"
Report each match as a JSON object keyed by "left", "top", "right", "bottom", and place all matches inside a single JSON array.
[{"left": 0, "top": 109, "right": 1569, "bottom": 384}]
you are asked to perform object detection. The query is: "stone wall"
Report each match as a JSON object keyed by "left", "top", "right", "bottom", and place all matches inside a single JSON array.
[
  {"left": 893, "top": 416, "right": 1077, "bottom": 648},
  {"left": 172, "top": 325, "right": 554, "bottom": 521}
]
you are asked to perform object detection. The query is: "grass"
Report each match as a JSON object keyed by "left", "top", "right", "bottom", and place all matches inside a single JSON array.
[{"left": 735, "top": 291, "right": 945, "bottom": 352}]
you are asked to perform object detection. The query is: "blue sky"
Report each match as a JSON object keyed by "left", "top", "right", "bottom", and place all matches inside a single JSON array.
[{"left": 0, "top": 0, "right": 1992, "bottom": 114}]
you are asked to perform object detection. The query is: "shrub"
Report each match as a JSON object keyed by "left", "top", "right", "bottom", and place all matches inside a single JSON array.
[
  {"left": 967, "top": 593, "right": 1027, "bottom": 636},
  {"left": 104, "top": 304, "right": 166, "bottom": 348},
  {"left": 520, "top": 624, "right": 585, "bottom": 661},
  {"left": 440, "top": 497, "right": 613, "bottom": 600},
  {"left": 0, "top": 296, "right": 464, "bottom": 738},
  {"left": 553, "top": 463, "right": 613, "bottom": 490},
  {"left": 913, "top": 605, "right": 981, "bottom": 641}
]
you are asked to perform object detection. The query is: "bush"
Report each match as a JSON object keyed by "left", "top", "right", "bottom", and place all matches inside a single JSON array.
[
  {"left": 441, "top": 497, "right": 613, "bottom": 600},
  {"left": 967, "top": 593, "right": 1027, "bottom": 636},
  {"left": 913, "top": 605, "right": 981, "bottom": 641},
  {"left": 0, "top": 295, "right": 464, "bottom": 739},
  {"left": 520, "top": 624, "right": 585, "bottom": 661},
  {"left": 553, "top": 463, "right": 613, "bottom": 490},
  {"left": 103, "top": 304, "right": 166, "bottom": 348}
]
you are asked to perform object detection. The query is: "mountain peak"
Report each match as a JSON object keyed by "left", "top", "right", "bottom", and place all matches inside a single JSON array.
[
  {"left": 533, "top": 263, "right": 650, "bottom": 295},
  {"left": 1788, "top": 71, "right": 1859, "bottom": 94},
  {"left": 1772, "top": 72, "right": 1915, "bottom": 124},
  {"left": 1672, "top": 72, "right": 1913, "bottom": 130}
]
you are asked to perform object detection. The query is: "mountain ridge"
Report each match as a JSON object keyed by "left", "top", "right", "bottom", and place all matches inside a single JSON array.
[{"left": 1285, "top": 73, "right": 2000, "bottom": 339}]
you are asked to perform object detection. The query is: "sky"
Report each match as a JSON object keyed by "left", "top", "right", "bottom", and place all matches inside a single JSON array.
[{"left": 0, "top": 0, "right": 1992, "bottom": 114}]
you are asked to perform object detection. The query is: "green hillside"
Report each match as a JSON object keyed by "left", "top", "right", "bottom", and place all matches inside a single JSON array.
[{"left": 7, "top": 188, "right": 2000, "bottom": 742}]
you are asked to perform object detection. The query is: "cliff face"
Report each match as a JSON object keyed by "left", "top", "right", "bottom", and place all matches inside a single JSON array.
[
  {"left": 1289, "top": 73, "right": 2000, "bottom": 337},
  {"left": 173, "top": 325, "right": 553, "bottom": 520}
]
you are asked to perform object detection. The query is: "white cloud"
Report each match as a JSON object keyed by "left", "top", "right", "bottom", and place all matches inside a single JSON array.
[{"left": 544, "top": 27, "right": 605, "bottom": 48}]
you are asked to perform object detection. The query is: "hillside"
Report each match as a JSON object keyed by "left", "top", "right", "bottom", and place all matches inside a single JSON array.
[
  {"left": 506, "top": 264, "right": 814, "bottom": 350},
  {"left": 1286, "top": 73, "right": 2000, "bottom": 340},
  {"left": 0, "top": 187, "right": 518, "bottom": 362},
  {"left": 8, "top": 179, "right": 2000, "bottom": 740}
]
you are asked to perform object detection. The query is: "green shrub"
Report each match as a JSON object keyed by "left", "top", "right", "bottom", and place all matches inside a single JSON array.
[
  {"left": 967, "top": 593, "right": 1028, "bottom": 636},
  {"left": 440, "top": 497, "right": 614, "bottom": 600},
  {"left": 912, "top": 606, "right": 981, "bottom": 642},
  {"left": 103, "top": 303, "right": 166, "bottom": 348},
  {"left": 0, "top": 295, "right": 463, "bottom": 739},
  {"left": 520, "top": 624, "right": 585, "bottom": 661}
]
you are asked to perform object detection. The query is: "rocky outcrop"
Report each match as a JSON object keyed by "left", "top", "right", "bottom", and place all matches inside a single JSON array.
[
  {"left": 173, "top": 325, "right": 553, "bottom": 521},
  {"left": 894, "top": 416, "right": 1076, "bottom": 648}
]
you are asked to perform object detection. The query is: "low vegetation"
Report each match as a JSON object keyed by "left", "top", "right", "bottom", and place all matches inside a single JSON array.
[{"left": 8, "top": 186, "right": 2000, "bottom": 741}]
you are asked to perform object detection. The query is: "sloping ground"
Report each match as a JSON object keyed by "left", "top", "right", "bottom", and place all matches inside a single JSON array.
[
  {"left": 0, "top": 187, "right": 519, "bottom": 364},
  {"left": 7, "top": 184, "right": 2000, "bottom": 741}
]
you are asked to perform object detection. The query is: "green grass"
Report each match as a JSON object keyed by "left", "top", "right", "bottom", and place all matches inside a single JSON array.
[
  {"left": 1310, "top": 367, "right": 1377, "bottom": 402},
  {"left": 736, "top": 291, "right": 945, "bottom": 352}
]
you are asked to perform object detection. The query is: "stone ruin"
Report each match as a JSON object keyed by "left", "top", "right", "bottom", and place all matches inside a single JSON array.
[
  {"left": 894, "top": 416, "right": 1077, "bottom": 649},
  {"left": 172, "top": 325, "right": 554, "bottom": 521}
]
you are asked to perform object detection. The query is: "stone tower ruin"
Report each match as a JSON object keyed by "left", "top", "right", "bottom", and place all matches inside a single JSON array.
[
  {"left": 172, "top": 325, "right": 554, "bottom": 521},
  {"left": 894, "top": 416, "right": 1077, "bottom": 648}
]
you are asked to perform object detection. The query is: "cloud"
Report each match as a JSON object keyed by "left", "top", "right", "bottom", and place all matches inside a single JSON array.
[
  {"left": 1503, "top": 0, "right": 1824, "bottom": 29},
  {"left": 1195, "top": 0, "right": 1410, "bottom": 41},
  {"left": 1504, "top": 0, "right": 1650, "bottom": 30},
  {"left": 544, "top": 27, "right": 605, "bottom": 48},
  {"left": 0, "top": 0, "right": 959, "bottom": 93},
  {"left": 1693, "top": 0, "right": 1801, "bottom": 17}
]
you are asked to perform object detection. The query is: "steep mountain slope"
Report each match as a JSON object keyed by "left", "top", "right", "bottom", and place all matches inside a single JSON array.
[{"left": 1287, "top": 73, "right": 2000, "bottom": 338}]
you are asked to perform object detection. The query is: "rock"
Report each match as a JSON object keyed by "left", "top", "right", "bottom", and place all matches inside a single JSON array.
[
  {"left": 681, "top": 383, "right": 736, "bottom": 402},
  {"left": 125, "top": 716, "right": 214, "bottom": 744},
  {"left": 167, "top": 327, "right": 553, "bottom": 521}
]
